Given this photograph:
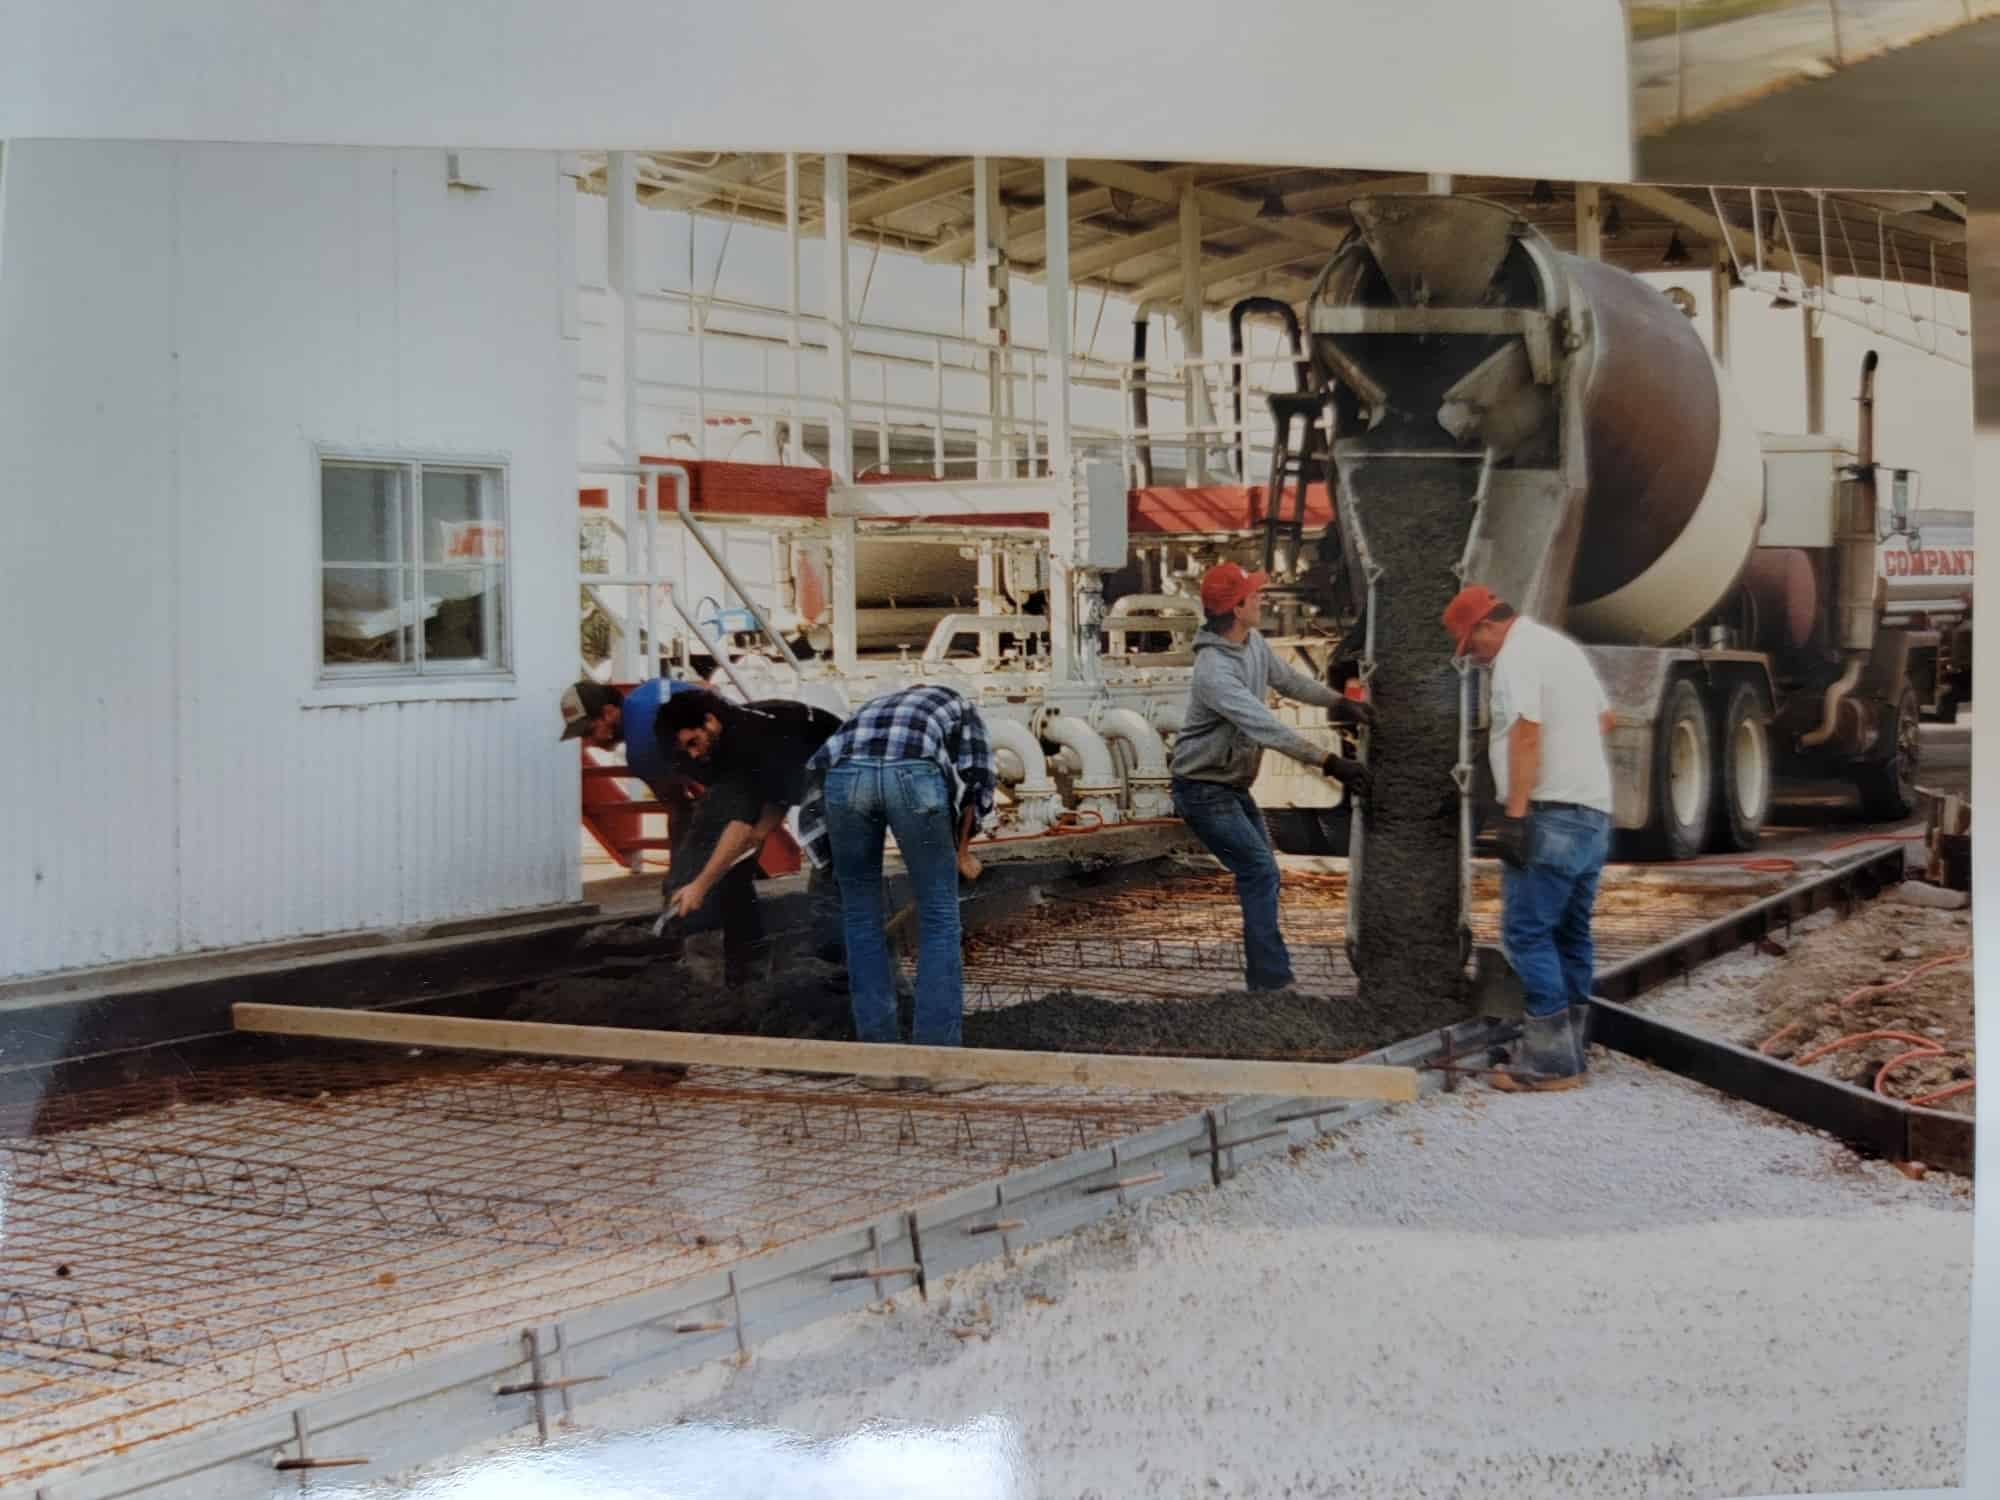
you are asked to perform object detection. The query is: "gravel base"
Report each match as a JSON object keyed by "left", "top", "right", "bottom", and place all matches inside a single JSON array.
[{"left": 508, "top": 1054, "right": 1973, "bottom": 1500}]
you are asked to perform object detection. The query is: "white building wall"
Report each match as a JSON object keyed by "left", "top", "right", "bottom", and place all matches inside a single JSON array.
[{"left": 0, "top": 140, "right": 581, "bottom": 981}]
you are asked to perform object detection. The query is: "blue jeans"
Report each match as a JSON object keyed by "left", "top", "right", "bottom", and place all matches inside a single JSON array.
[
  {"left": 1171, "top": 777, "right": 1293, "bottom": 992},
  {"left": 825, "top": 757, "right": 964, "bottom": 1046},
  {"left": 1500, "top": 804, "right": 1611, "bottom": 1019}
]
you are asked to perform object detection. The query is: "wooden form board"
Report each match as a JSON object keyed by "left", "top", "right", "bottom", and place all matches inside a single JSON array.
[{"left": 232, "top": 1004, "right": 1421, "bottom": 1102}]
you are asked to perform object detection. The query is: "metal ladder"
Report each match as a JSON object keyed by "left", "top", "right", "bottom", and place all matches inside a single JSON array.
[{"left": 1256, "top": 391, "right": 1329, "bottom": 576}]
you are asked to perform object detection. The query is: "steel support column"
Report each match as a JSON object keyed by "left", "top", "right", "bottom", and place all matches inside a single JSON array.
[
  {"left": 1178, "top": 187, "right": 1208, "bottom": 484},
  {"left": 823, "top": 153, "right": 858, "bottom": 672},
  {"left": 1045, "top": 158, "right": 1076, "bottom": 684},
  {"left": 607, "top": 151, "right": 643, "bottom": 680},
  {"left": 785, "top": 153, "right": 804, "bottom": 464},
  {"left": 974, "top": 157, "right": 1014, "bottom": 476}
]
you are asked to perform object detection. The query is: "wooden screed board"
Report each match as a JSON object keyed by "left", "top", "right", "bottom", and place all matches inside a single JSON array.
[{"left": 232, "top": 1004, "right": 1422, "bottom": 1101}]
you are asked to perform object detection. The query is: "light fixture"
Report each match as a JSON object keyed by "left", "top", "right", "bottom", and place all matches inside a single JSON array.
[
  {"left": 1601, "top": 202, "right": 1624, "bottom": 239},
  {"left": 1662, "top": 232, "right": 1690, "bottom": 267},
  {"left": 1529, "top": 180, "right": 1555, "bottom": 208},
  {"left": 1769, "top": 283, "right": 1798, "bottom": 310}
]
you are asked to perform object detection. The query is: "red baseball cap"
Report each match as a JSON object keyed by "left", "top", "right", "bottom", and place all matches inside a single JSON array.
[
  {"left": 1442, "top": 584, "right": 1503, "bottom": 654},
  {"left": 1200, "top": 561, "right": 1268, "bottom": 617}
]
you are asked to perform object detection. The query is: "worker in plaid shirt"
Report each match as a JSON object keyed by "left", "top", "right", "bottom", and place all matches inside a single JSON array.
[{"left": 799, "top": 684, "right": 995, "bottom": 1091}]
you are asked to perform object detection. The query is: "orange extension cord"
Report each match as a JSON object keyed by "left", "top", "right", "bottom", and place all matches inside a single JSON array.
[{"left": 1759, "top": 946, "right": 1974, "bottom": 1110}]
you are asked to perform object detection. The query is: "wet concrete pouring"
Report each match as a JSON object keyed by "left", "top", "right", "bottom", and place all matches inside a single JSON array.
[
  {"left": 503, "top": 863, "right": 1772, "bottom": 1063},
  {"left": 1324, "top": 459, "right": 1480, "bottom": 1038}
]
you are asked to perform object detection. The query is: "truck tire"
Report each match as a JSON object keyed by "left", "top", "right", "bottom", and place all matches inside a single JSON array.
[
  {"left": 1645, "top": 677, "right": 1713, "bottom": 861},
  {"left": 1710, "top": 680, "right": 1772, "bottom": 853},
  {"left": 1855, "top": 685, "right": 1921, "bottom": 822}
]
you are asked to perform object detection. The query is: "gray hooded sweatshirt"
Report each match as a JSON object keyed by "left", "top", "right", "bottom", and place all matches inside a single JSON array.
[{"left": 1170, "top": 627, "right": 1349, "bottom": 788}]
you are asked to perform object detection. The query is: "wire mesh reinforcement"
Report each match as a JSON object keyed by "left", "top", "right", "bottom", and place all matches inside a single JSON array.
[
  {"left": 0, "top": 863, "right": 1769, "bottom": 1484},
  {"left": 961, "top": 868, "right": 1761, "bottom": 1008},
  {"left": 0, "top": 1059, "right": 1198, "bottom": 1485}
]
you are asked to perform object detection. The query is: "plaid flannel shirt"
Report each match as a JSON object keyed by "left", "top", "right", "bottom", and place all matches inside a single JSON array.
[{"left": 796, "top": 684, "right": 996, "bottom": 871}]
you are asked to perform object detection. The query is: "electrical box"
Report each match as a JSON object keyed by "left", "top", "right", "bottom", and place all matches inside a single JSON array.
[
  {"left": 1071, "top": 460, "right": 1129, "bottom": 571},
  {"left": 1756, "top": 435, "right": 1848, "bottom": 548}
]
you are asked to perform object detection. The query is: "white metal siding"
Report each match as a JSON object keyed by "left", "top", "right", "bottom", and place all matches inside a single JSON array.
[{"left": 0, "top": 142, "right": 580, "bottom": 981}]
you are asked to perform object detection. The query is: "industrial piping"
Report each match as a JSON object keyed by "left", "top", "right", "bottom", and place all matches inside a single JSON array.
[
  {"left": 1093, "top": 706, "right": 1174, "bottom": 818},
  {"left": 1039, "top": 713, "right": 1123, "bottom": 821},
  {"left": 1105, "top": 593, "right": 1202, "bottom": 653},
  {"left": 920, "top": 613, "right": 1049, "bottom": 663},
  {"left": 985, "top": 716, "right": 1061, "bottom": 832}
]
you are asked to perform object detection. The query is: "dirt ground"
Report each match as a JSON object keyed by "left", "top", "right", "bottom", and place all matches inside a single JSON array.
[{"left": 1723, "top": 896, "right": 1973, "bottom": 1116}]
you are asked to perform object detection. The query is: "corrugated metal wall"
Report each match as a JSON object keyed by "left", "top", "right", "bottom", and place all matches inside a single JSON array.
[{"left": 0, "top": 142, "right": 581, "bottom": 980}]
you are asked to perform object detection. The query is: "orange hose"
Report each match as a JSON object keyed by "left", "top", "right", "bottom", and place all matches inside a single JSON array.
[
  {"left": 1758, "top": 1023, "right": 1801, "bottom": 1056},
  {"left": 1792, "top": 1029, "right": 1941, "bottom": 1068},
  {"left": 1874, "top": 1046, "right": 1946, "bottom": 1093},
  {"left": 1909, "top": 1080, "right": 1976, "bottom": 1109},
  {"left": 1757, "top": 945, "right": 1974, "bottom": 1113},
  {"left": 975, "top": 811, "right": 1180, "bottom": 845}
]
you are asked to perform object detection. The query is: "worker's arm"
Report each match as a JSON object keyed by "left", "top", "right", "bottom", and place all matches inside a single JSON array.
[
  {"left": 666, "top": 803, "right": 786, "bottom": 918},
  {"left": 1263, "top": 641, "right": 1373, "bottom": 724},
  {"left": 1505, "top": 717, "right": 1542, "bottom": 818},
  {"left": 1196, "top": 652, "right": 1330, "bottom": 767}
]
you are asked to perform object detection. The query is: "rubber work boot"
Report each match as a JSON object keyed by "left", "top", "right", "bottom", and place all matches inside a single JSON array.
[
  {"left": 1569, "top": 1000, "right": 1595, "bottom": 1074},
  {"left": 1490, "top": 1011, "right": 1586, "bottom": 1093}
]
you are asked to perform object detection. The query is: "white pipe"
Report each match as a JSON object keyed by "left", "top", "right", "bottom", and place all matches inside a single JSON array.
[
  {"left": 1041, "top": 714, "right": 1119, "bottom": 790},
  {"left": 1093, "top": 707, "right": 1168, "bottom": 776},
  {"left": 1148, "top": 700, "right": 1185, "bottom": 735},
  {"left": 1105, "top": 593, "right": 1202, "bottom": 653},
  {"left": 1095, "top": 705, "right": 1174, "bottom": 818},
  {"left": 922, "top": 613, "right": 1047, "bottom": 663},
  {"left": 985, "top": 717, "right": 1059, "bottom": 833}
]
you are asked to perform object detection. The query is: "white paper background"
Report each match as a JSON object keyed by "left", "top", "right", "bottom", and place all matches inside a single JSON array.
[{"left": 1, "top": 5, "right": 1986, "bottom": 1498}]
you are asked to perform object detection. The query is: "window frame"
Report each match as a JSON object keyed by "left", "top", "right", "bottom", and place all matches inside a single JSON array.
[{"left": 309, "top": 445, "right": 517, "bottom": 704}]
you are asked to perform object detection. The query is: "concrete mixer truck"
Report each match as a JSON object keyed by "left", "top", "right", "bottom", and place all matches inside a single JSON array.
[{"left": 1238, "top": 193, "right": 1947, "bottom": 991}]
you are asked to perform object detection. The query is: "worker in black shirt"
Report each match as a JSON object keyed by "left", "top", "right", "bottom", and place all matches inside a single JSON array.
[{"left": 654, "top": 688, "right": 845, "bottom": 987}]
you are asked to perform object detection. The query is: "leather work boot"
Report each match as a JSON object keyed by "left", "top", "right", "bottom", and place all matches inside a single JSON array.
[{"left": 1490, "top": 1011, "right": 1586, "bottom": 1094}]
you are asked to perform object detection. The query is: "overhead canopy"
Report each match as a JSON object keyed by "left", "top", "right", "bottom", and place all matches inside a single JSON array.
[{"left": 576, "top": 154, "right": 1971, "bottom": 302}]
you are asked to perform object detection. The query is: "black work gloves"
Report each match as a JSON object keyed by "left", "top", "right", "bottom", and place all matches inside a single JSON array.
[
  {"left": 1493, "top": 812, "right": 1531, "bottom": 870},
  {"left": 1329, "top": 696, "right": 1376, "bottom": 728},
  {"left": 1321, "top": 753, "right": 1374, "bottom": 801}
]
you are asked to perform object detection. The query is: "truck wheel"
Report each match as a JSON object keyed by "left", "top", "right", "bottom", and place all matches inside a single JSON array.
[
  {"left": 1855, "top": 685, "right": 1921, "bottom": 822},
  {"left": 1711, "top": 681, "right": 1771, "bottom": 853},
  {"left": 1645, "top": 677, "right": 1712, "bottom": 861}
]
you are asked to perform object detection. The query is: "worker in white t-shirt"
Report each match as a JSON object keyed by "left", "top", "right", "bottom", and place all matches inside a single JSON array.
[{"left": 1443, "top": 584, "right": 1616, "bottom": 1092}]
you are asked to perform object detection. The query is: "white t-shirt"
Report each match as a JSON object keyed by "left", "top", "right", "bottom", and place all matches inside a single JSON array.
[{"left": 1487, "top": 617, "right": 1613, "bottom": 814}]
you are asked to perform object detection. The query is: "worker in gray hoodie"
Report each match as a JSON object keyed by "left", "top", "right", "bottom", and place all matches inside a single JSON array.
[{"left": 1171, "top": 562, "right": 1374, "bottom": 993}]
